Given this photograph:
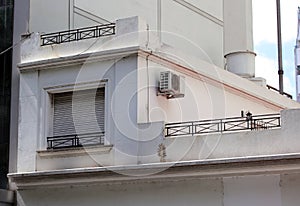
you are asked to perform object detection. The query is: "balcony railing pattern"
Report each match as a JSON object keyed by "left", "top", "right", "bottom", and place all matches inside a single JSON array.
[
  {"left": 47, "top": 132, "right": 105, "bottom": 149},
  {"left": 165, "top": 114, "right": 281, "bottom": 137},
  {"left": 41, "top": 23, "right": 116, "bottom": 46}
]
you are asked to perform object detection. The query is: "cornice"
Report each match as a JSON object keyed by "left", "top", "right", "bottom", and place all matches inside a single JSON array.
[
  {"left": 18, "top": 46, "right": 141, "bottom": 72},
  {"left": 9, "top": 154, "right": 300, "bottom": 189}
]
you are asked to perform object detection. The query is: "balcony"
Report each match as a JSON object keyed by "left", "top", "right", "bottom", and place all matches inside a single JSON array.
[{"left": 20, "top": 16, "right": 159, "bottom": 67}]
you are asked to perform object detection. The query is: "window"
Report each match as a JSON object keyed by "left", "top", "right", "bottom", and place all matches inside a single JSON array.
[{"left": 47, "top": 87, "right": 105, "bottom": 149}]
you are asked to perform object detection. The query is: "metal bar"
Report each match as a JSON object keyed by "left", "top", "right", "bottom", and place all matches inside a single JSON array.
[
  {"left": 165, "top": 113, "right": 280, "bottom": 126},
  {"left": 191, "top": 122, "right": 194, "bottom": 136}
]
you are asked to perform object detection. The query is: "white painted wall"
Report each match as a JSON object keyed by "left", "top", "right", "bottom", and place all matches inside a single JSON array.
[
  {"left": 15, "top": 174, "right": 300, "bottom": 206},
  {"left": 138, "top": 58, "right": 277, "bottom": 124},
  {"left": 223, "top": 0, "right": 254, "bottom": 54},
  {"left": 30, "top": 0, "right": 70, "bottom": 33},
  {"left": 160, "top": 0, "right": 223, "bottom": 67},
  {"left": 29, "top": 0, "right": 224, "bottom": 67},
  {"left": 184, "top": 0, "right": 223, "bottom": 20},
  {"left": 17, "top": 178, "right": 223, "bottom": 206},
  {"left": 223, "top": 175, "right": 282, "bottom": 206},
  {"left": 281, "top": 173, "right": 300, "bottom": 206},
  {"left": 18, "top": 72, "right": 39, "bottom": 172},
  {"left": 73, "top": 0, "right": 157, "bottom": 29},
  {"left": 223, "top": 0, "right": 255, "bottom": 77}
]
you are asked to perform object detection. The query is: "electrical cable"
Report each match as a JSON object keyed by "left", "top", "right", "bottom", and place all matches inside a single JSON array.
[{"left": 0, "top": 34, "right": 31, "bottom": 56}]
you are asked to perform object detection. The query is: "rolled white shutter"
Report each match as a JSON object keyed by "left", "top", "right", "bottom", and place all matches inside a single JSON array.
[{"left": 53, "top": 88, "right": 105, "bottom": 137}]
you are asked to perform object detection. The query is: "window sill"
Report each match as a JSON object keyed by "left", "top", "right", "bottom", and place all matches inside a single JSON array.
[{"left": 37, "top": 145, "right": 113, "bottom": 158}]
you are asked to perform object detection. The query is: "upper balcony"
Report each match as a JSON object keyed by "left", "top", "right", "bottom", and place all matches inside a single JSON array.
[{"left": 19, "top": 16, "right": 160, "bottom": 68}]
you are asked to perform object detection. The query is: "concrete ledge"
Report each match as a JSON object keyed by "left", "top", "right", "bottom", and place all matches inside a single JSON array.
[
  {"left": 18, "top": 46, "right": 140, "bottom": 72},
  {"left": 0, "top": 189, "right": 14, "bottom": 205},
  {"left": 9, "top": 153, "right": 300, "bottom": 189},
  {"left": 37, "top": 145, "right": 113, "bottom": 158}
]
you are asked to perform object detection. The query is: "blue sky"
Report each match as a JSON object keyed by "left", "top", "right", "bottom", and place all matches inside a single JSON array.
[{"left": 253, "top": 0, "right": 300, "bottom": 98}]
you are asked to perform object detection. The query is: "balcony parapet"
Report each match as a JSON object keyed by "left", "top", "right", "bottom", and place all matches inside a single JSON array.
[
  {"left": 20, "top": 16, "right": 160, "bottom": 65},
  {"left": 164, "top": 109, "right": 300, "bottom": 162}
]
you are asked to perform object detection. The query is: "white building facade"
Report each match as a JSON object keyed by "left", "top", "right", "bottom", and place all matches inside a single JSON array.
[{"left": 8, "top": 1, "right": 300, "bottom": 206}]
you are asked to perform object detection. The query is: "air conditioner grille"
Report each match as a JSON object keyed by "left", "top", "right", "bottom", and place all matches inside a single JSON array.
[{"left": 160, "top": 72, "right": 170, "bottom": 91}]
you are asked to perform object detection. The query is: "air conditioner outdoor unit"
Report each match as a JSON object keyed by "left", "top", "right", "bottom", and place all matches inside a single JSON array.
[{"left": 158, "top": 71, "right": 185, "bottom": 99}]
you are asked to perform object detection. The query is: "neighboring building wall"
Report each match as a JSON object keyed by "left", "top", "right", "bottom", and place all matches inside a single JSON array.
[{"left": 0, "top": 0, "right": 13, "bottom": 190}]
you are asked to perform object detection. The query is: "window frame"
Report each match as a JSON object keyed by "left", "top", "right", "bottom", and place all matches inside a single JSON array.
[{"left": 42, "top": 80, "right": 110, "bottom": 149}]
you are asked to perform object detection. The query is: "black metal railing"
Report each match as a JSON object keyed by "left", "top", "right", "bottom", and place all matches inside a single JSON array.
[
  {"left": 41, "top": 23, "right": 116, "bottom": 46},
  {"left": 47, "top": 132, "right": 105, "bottom": 149},
  {"left": 165, "top": 114, "right": 281, "bottom": 137},
  {"left": 267, "top": 85, "right": 293, "bottom": 99}
]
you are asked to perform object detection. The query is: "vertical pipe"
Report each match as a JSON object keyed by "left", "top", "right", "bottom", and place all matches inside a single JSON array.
[
  {"left": 295, "top": 7, "right": 300, "bottom": 102},
  {"left": 223, "top": 0, "right": 256, "bottom": 78},
  {"left": 69, "top": 0, "right": 74, "bottom": 30},
  {"left": 157, "top": 0, "right": 162, "bottom": 45},
  {"left": 68, "top": 0, "right": 70, "bottom": 30},
  {"left": 276, "top": 0, "right": 284, "bottom": 94}
]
